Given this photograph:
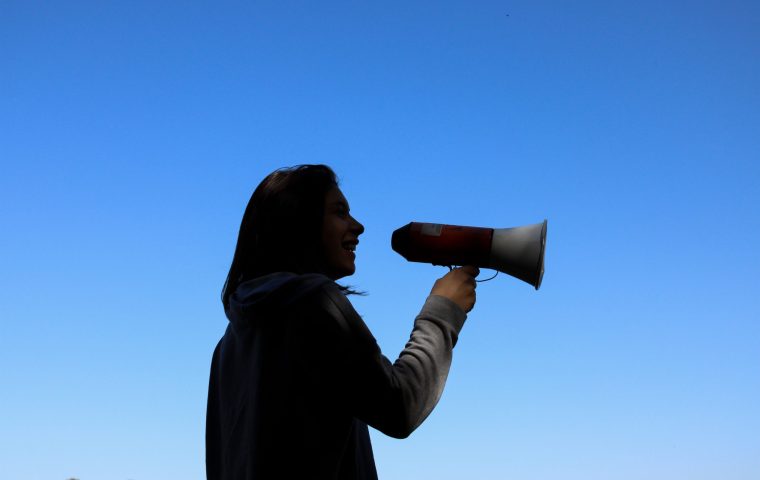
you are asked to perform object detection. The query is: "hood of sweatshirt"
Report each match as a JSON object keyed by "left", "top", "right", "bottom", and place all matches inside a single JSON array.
[{"left": 225, "top": 272, "right": 335, "bottom": 328}]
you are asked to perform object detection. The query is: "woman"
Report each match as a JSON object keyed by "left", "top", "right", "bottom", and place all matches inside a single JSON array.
[{"left": 206, "top": 165, "right": 478, "bottom": 479}]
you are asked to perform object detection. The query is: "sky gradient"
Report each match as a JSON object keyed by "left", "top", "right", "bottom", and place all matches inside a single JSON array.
[{"left": 2, "top": 1, "right": 759, "bottom": 479}]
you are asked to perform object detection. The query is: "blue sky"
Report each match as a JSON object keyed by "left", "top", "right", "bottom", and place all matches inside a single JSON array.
[{"left": 2, "top": 1, "right": 759, "bottom": 479}]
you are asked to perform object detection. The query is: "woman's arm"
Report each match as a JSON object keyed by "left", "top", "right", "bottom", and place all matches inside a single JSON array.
[{"left": 315, "top": 281, "right": 469, "bottom": 439}]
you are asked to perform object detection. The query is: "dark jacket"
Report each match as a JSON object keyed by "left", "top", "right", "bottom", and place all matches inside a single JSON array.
[{"left": 206, "top": 272, "right": 467, "bottom": 479}]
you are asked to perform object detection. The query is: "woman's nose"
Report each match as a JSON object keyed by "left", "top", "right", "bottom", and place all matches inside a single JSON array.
[{"left": 351, "top": 216, "right": 365, "bottom": 235}]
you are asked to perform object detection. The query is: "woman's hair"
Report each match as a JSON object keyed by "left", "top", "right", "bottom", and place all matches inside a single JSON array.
[{"left": 222, "top": 164, "right": 361, "bottom": 308}]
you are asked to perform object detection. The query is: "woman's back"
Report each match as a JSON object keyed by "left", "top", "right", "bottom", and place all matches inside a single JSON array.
[{"left": 206, "top": 272, "right": 378, "bottom": 479}]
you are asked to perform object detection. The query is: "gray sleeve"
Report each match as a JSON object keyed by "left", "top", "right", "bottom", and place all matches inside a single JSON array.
[{"left": 320, "top": 288, "right": 468, "bottom": 439}]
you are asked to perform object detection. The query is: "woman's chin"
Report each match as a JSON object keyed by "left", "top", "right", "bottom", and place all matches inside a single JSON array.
[{"left": 329, "top": 263, "right": 355, "bottom": 280}]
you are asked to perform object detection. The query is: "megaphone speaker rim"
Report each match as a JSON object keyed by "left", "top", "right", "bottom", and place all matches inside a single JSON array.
[{"left": 534, "top": 219, "right": 548, "bottom": 290}]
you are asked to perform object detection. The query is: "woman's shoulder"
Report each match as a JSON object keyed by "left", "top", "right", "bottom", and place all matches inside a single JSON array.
[
  {"left": 302, "top": 277, "right": 356, "bottom": 318},
  {"left": 297, "top": 279, "right": 376, "bottom": 343}
]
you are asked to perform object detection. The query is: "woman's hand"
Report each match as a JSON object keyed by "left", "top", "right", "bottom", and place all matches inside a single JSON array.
[{"left": 430, "top": 265, "right": 479, "bottom": 313}]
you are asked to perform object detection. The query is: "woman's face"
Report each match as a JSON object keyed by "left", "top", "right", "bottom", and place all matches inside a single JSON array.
[{"left": 321, "top": 187, "right": 365, "bottom": 280}]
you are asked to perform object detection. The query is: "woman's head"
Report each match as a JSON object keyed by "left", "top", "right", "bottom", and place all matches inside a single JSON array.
[
  {"left": 321, "top": 185, "right": 364, "bottom": 279},
  {"left": 222, "top": 164, "right": 364, "bottom": 306}
]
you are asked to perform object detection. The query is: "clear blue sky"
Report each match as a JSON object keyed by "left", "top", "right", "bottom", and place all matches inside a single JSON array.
[{"left": 2, "top": 1, "right": 759, "bottom": 479}]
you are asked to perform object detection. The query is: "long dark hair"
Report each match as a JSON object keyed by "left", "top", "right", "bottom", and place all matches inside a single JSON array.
[{"left": 222, "top": 164, "right": 362, "bottom": 308}]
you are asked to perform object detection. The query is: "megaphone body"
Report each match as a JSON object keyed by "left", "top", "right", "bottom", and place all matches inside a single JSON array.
[{"left": 391, "top": 220, "right": 548, "bottom": 289}]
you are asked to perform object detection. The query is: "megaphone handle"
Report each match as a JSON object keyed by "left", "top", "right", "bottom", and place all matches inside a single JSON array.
[
  {"left": 432, "top": 264, "right": 499, "bottom": 282},
  {"left": 476, "top": 270, "right": 499, "bottom": 282}
]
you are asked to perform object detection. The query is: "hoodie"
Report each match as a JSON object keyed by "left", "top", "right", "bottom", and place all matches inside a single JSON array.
[{"left": 206, "top": 272, "right": 467, "bottom": 480}]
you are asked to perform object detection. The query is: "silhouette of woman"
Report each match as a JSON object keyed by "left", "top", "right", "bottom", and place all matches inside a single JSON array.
[{"left": 206, "top": 165, "right": 478, "bottom": 479}]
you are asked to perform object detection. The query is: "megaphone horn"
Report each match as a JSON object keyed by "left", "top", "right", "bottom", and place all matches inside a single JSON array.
[{"left": 489, "top": 220, "right": 547, "bottom": 289}]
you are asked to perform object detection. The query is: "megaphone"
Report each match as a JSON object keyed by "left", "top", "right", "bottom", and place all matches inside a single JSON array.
[{"left": 391, "top": 220, "right": 548, "bottom": 289}]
